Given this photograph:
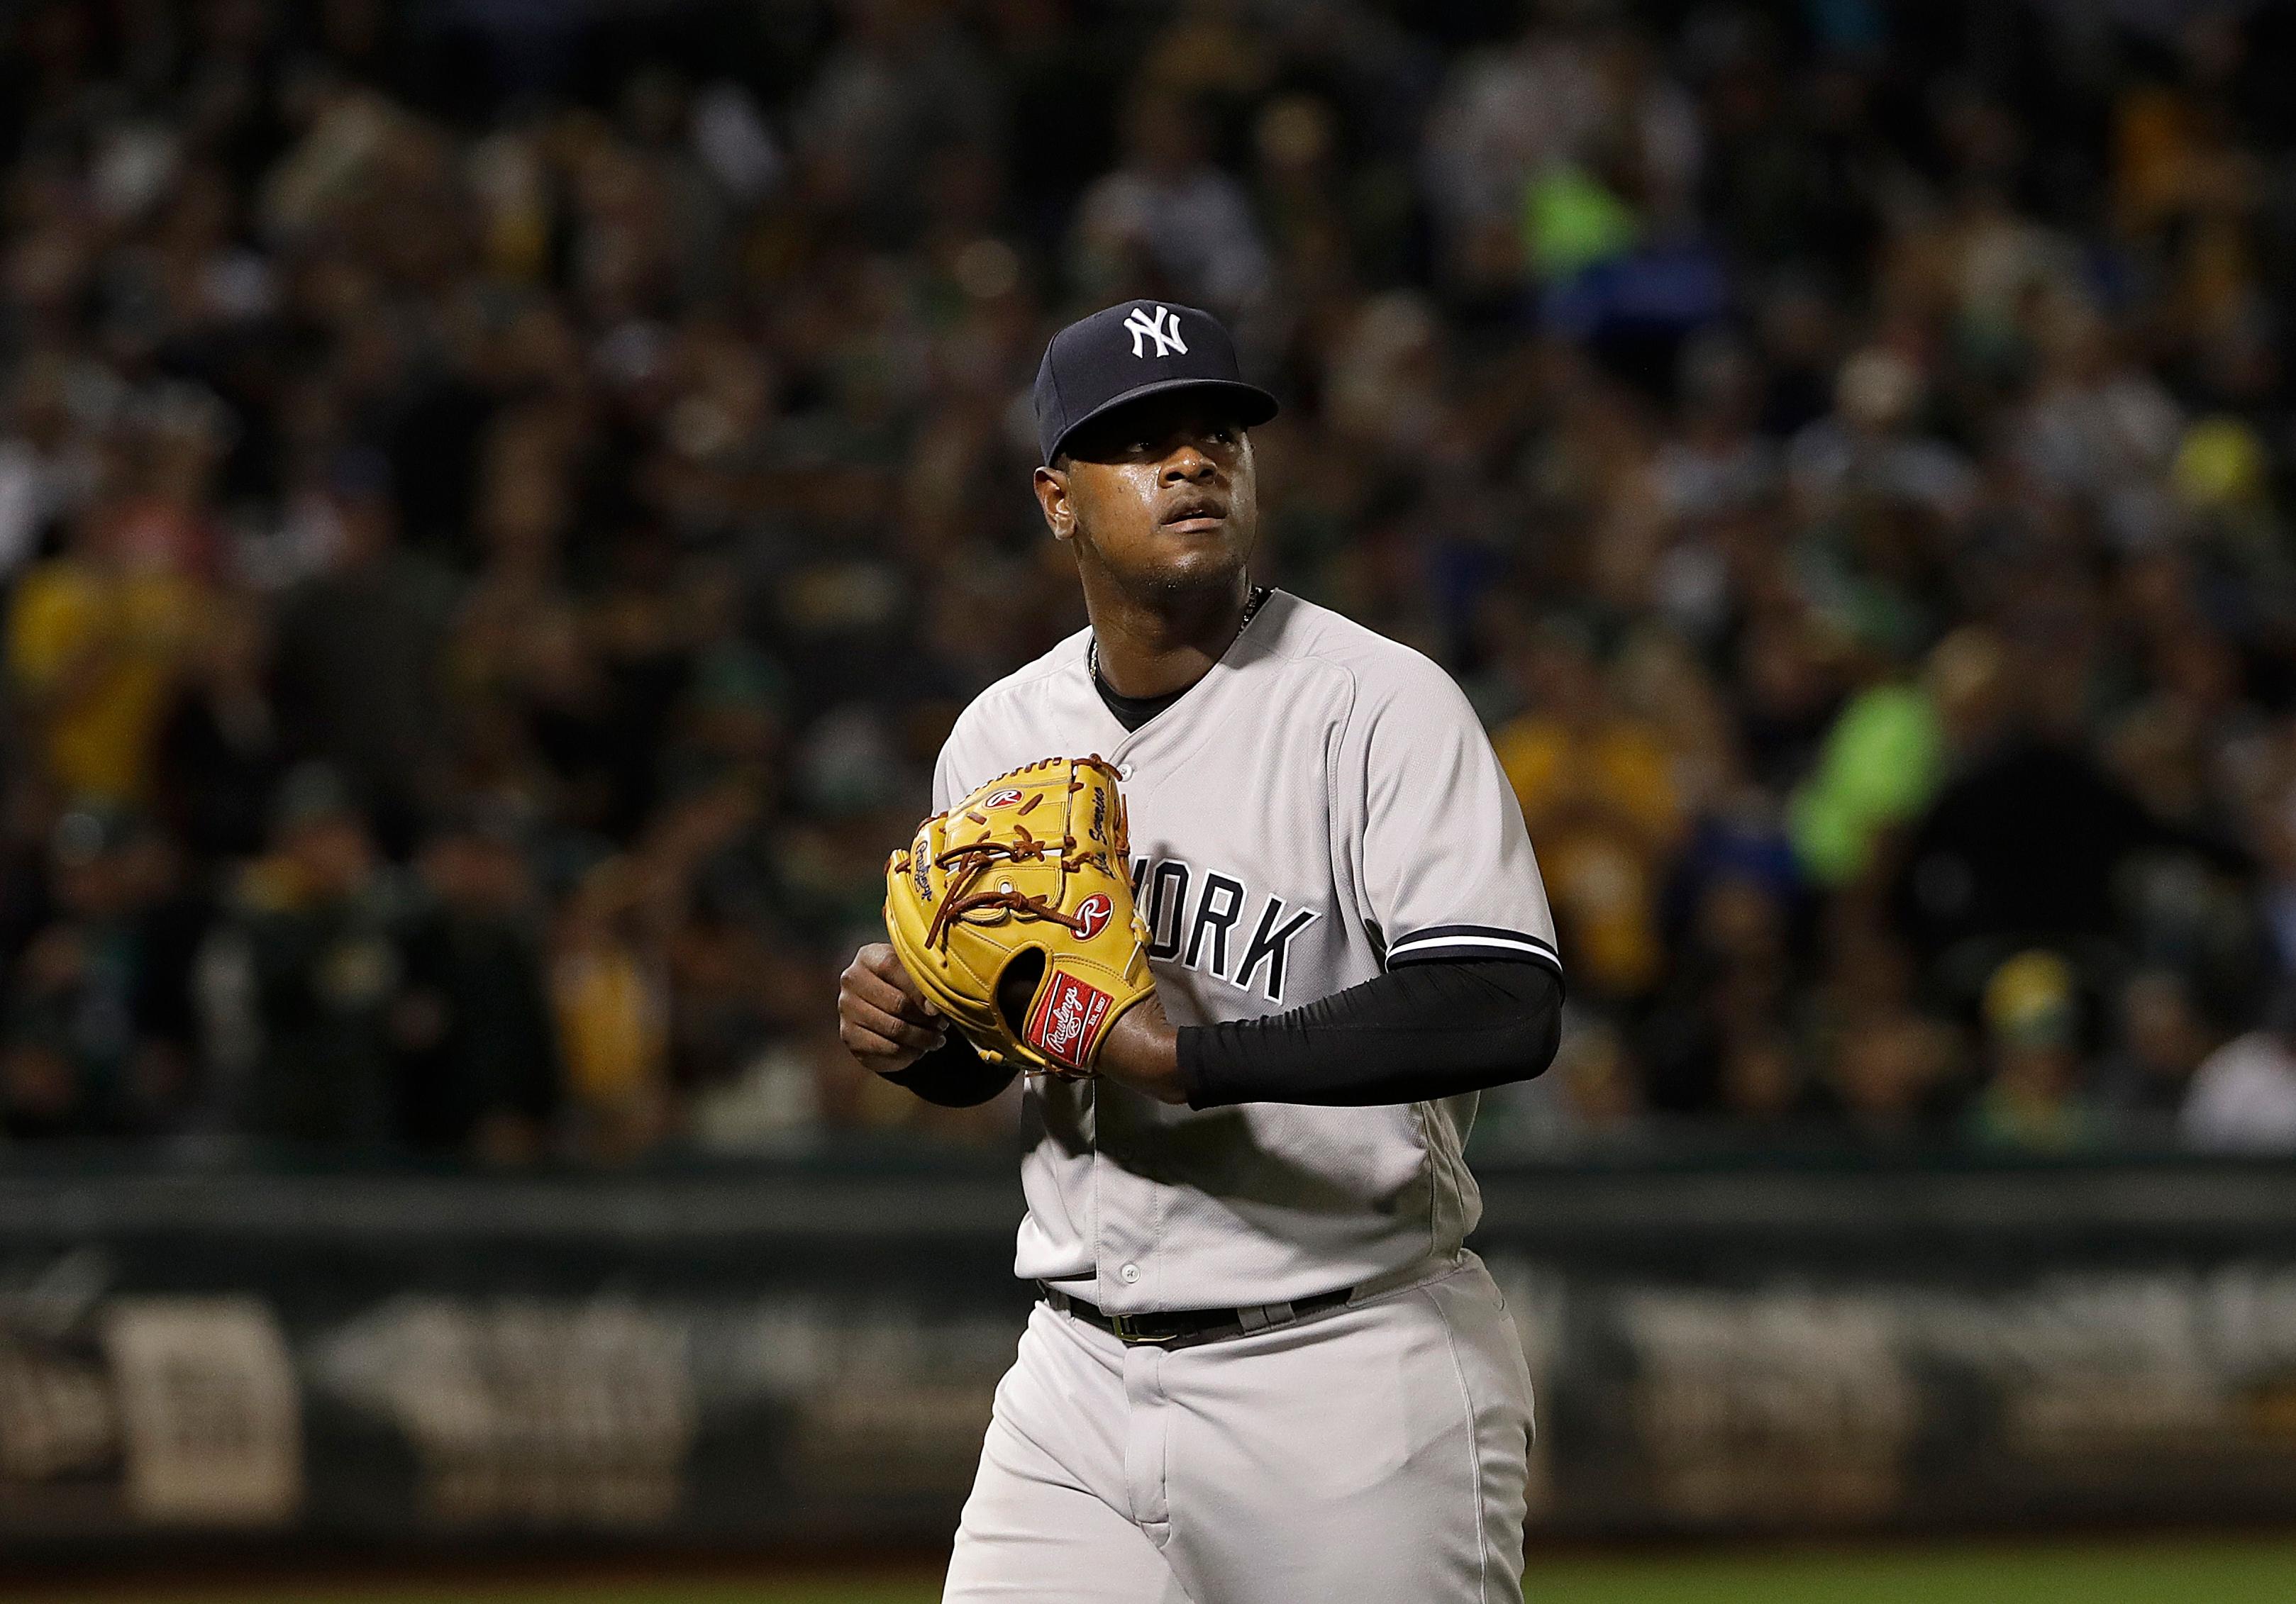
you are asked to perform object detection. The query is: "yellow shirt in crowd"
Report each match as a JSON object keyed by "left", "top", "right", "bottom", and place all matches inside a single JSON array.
[
  {"left": 6, "top": 559, "right": 202, "bottom": 803},
  {"left": 1493, "top": 714, "right": 1682, "bottom": 998}
]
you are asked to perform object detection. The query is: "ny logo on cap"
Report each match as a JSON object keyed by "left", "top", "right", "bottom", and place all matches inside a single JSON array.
[{"left": 1123, "top": 304, "right": 1187, "bottom": 359}]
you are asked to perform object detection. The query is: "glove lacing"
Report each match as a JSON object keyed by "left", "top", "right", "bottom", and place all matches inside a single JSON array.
[{"left": 922, "top": 758, "right": 1127, "bottom": 951}]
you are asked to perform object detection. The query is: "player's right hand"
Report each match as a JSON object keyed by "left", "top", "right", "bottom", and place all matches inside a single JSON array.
[{"left": 838, "top": 942, "right": 948, "bottom": 1076}]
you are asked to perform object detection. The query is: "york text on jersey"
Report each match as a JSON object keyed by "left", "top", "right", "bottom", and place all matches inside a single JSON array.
[{"left": 1130, "top": 855, "right": 1319, "bottom": 1003}]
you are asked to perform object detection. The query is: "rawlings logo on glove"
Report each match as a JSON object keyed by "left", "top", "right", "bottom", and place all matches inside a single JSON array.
[
  {"left": 1029, "top": 971, "right": 1115, "bottom": 1064},
  {"left": 884, "top": 756, "right": 1155, "bottom": 1078}
]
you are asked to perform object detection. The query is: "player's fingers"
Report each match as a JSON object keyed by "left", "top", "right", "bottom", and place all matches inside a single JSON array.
[
  {"left": 848, "top": 948, "right": 939, "bottom": 1023},
  {"left": 842, "top": 991, "right": 946, "bottom": 1057},
  {"left": 845, "top": 962, "right": 931, "bottom": 1026},
  {"left": 841, "top": 1020, "right": 916, "bottom": 1066},
  {"left": 841, "top": 1025, "right": 923, "bottom": 1074},
  {"left": 858, "top": 942, "right": 941, "bottom": 1018}
]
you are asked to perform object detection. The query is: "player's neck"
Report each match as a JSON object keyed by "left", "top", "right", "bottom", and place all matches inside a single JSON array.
[{"left": 1082, "top": 569, "right": 1251, "bottom": 701}]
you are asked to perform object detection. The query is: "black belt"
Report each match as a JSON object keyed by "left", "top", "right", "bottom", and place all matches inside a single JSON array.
[{"left": 1040, "top": 1283, "right": 1354, "bottom": 1350}]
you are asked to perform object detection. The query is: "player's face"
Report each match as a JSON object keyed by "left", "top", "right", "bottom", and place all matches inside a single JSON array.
[{"left": 1035, "top": 394, "right": 1258, "bottom": 595}]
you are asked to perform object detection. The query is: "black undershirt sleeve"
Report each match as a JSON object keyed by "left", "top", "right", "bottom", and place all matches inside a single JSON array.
[
  {"left": 882, "top": 1034, "right": 1019, "bottom": 1108},
  {"left": 1175, "top": 959, "right": 1563, "bottom": 1109},
  {"left": 884, "top": 960, "right": 1561, "bottom": 1108}
]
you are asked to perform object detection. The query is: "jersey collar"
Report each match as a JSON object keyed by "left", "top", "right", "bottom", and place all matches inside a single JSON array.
[{"left": 1082, "top": 589, "right": 1291, "bottom": 782}]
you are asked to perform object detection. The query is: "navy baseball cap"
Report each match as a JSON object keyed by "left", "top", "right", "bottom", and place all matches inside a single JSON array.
[{"left": 1032, "top": 301, "right": 1278, "bottom": 464}]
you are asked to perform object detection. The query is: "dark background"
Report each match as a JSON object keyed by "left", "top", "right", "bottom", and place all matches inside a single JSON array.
[{"left": 8, "top": 0, "right": 2296, "bottom": 1164}]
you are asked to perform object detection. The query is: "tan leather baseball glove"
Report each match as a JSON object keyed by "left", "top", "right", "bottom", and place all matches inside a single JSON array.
[{"left": 884, "top": 755, "right": 1155, "bottom": 1079}]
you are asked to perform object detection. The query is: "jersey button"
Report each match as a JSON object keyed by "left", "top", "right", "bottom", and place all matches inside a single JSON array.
[{"left": 1119, "top": 1262, "right": 1141, "bottom": 1285}]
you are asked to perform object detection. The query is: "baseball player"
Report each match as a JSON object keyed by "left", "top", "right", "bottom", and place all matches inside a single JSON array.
[{"left": 838, "top": 301, "right": 1565, "bottom": 1603}]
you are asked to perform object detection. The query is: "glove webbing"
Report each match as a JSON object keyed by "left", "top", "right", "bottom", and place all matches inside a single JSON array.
[{"left": 922, "top": 767, "right": 1112, "bottom": 949}]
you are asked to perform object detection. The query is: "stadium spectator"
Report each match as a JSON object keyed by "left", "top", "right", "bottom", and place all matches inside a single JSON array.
[
  {"left": 394, "top": 803, "right": 560, "bottom": 1162},
  {"left": 205, "top": 765, "right": 413, "bottom": 1146},
  {"left": 155, "top": 588, "right": 285, "bottom": 862},
  {"left": 1, "top": 808, "right": 196, "bottom": 1137},
  {"left": 1963, "top": 949, "right": 2105, "bottom": 1151},
  {"left": 1828, "top": 1010, "right": 1960, "bottom": 1146},
  {"left": 549, "top": 856, "right": 673, "bottom": 1162},
  {"left": 2094, "top": 967, "right": 2219, "bottom": 1132},
  {"left": 1072, "top": 91, "right": 1273, "bottom": 316},
  {"left": 272, "top": 452, "right": 459, "bottom": 855},
  {"left": 1494, "top": 617, "right": 1685, "bottom": 1001},
  {"left": 0, "top": 353, "right": 94, "bottom": 586},
  {"left": 2183, "top": 985, "right": 2296, "bottom": 1154},
  {"left": 6, "top": 491, "right": 206, "bottom": 807}
]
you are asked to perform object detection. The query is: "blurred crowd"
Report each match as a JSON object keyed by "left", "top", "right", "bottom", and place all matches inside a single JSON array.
[{"left": 6, "top": 0, "right": 2296, "bottom": 1162}]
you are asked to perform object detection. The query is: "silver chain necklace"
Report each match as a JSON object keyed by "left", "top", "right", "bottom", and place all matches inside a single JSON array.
[{"left": 1089, "top": 584, "right": 1273, "bottom": 688}]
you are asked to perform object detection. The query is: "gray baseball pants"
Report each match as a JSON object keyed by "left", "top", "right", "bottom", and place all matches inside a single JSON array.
[{"left": 942, "top": 1254, "right": 1535, "bottom": 1603}]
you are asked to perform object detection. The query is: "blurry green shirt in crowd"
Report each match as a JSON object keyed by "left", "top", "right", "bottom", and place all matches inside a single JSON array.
[
  {"left": 1789, "top": 683, "right": 1943, "bottom": 885},
  {"left": 1522, "top": 162, "right": 1638, "bottom": 279}
]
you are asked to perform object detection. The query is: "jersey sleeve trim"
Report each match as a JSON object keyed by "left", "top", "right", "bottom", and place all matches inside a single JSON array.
[{"left": 1383, "top": 924, "right": 1563, "bottom": 975}]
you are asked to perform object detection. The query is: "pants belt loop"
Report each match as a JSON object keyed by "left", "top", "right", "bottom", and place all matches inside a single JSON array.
[{"left": 1235, "top": 1300, "right": 1295, "bottom": 1334}]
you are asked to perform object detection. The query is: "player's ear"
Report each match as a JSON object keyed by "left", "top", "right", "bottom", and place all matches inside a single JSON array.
[{"left": 1033, "top": 463, "right": 1077, "bottom": 543}]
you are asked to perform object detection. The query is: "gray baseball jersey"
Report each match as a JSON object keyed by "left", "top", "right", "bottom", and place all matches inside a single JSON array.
[{"left": 933, "top": 590, "right": 1561, "bottom": 1313}]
